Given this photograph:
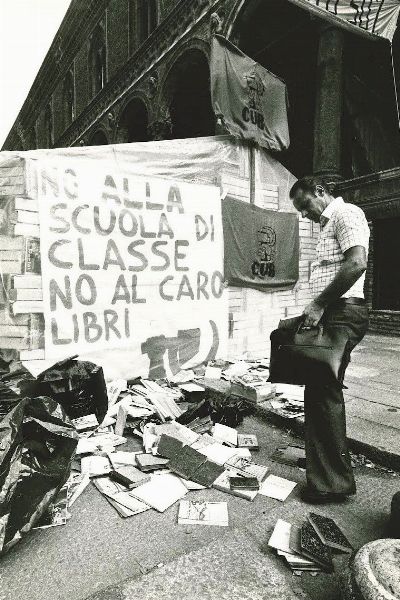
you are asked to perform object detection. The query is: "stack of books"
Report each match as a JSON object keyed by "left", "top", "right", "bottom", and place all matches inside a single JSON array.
[
  {"left": 0, "top": 157, "right": 45, "bottom": 360},
  {"left": 8, "top": 196, "right": 40, "bottom": 238},
  {"left": 269, "top": 513, "right": 353, "bottom": 574},
  {"left": 230, "top": 373, "right": 276, "bottom": 403}
]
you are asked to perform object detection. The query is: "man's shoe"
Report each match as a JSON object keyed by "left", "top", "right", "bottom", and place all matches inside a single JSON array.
[{"left": 300, "top": 487, "right": 350, "bottom": 504}]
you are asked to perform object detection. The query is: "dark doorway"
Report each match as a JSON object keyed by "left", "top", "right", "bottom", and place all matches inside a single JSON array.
[
  {"left": 374, "top": 218, "right": 400, "bottom": 310},
  {"left": 232, "top": 0, "right": 318, "bottom": 177},
  {"left": 118, "top": 99, "right": 149, "bottom": 142},
  {"left": 169, "top": 50, "right": 215, "bottom": 139},
  {"left": 88, "top": 130, "right": 108, "bottom": 145}
]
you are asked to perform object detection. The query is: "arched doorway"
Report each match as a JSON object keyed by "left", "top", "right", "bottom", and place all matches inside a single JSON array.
[
  {"left": 88, "top": 130, "right": 109, "bottom": 146},
  {"left": 232, "top": 0, "right": 318, "bottom": 176},
  {"left": 118, "top": 98, "right": 149, "bottom": 142},
  {"left": 168, "top": 49, "right": 215, "bottom": 139}
]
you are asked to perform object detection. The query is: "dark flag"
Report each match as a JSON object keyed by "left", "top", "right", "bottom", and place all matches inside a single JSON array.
[
  {"left": 222, "top": 197, "right": 299, "bottom": 291},
  {"left": 210, "top": 35, "right": 290, "bottom": 151}
]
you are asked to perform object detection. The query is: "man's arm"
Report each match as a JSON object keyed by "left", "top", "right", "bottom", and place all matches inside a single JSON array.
[{"left": 302, "top": 246, "right": 367, "bottom": 327}]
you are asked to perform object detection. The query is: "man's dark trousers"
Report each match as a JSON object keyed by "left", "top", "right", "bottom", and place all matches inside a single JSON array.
[{"left": 304, "top": 300, "right": 369, "bottom": 495}]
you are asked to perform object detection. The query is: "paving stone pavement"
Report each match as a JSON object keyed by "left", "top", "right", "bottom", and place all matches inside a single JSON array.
[{"left": 2, "top": 333, "right": 400, "bottom": 600}]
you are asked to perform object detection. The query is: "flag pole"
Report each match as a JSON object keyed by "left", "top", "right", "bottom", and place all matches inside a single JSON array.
[
  {"left": 249, "top": 141, "right": 256, "bottom": 205},
  {"left": 390, "top": 43, "right": 400, "bottom": 131}
]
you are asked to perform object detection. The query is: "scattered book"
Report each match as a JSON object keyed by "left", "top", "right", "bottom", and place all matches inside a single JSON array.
[
  {"left": 34, "top": 483, "right": 70, "bottom": 529},
  {"left": 308, "top": 512, "right": 353, "bottom": 553},
  {"left": 285, "top": 525, "right": 321, "bottom": 571},
  {"left": 229, "top": 476, "right": 259, "bottom": 491},
  {"left": 88, "top": 432, "right": 127, "bottom": 450},
  {"left": 178, "top": 500, "right": 228, "bottom": 527},
  {"left": 212, "top": 423, "right": 238, "bottom": 447},
  {"left": 168, "top": 445, "right": 207, "bottom": 480},
  {"left": 178, "top": 382, "right": 205, "bottom": 393},
  {"left": 67, "top": 472, "right": 90, "bottom": 507},
  {"left": 109, "top": 466, "right": 151, "bottom": 489},
  {"left": 93, "top": 476, "right": 150, "bottom": 517},
  {"left": 157, "top": 433, "right": 184, "bottom": 459},
  {"left": 259, "top": 475, "right": 297, "bottom": 501},
  {"left": 114, "top": 404, "right": 128, "bottom": 436},
  {"left": 224, "top": 454, "right": 253, "bottom": 474},
  {"left": 106, "top": 379, "right": 127, "bottom": 406},
  {"left": 81, "top": 455, "right": 112, "bottom": 477},
  {"left": 299, "top": 521, "right": 334, "bottom": 572},
  {"left": 213, "top": 470, "right": 258, "bottom": 501},
  {"left": 231, "top": 379, "right": 276, "bottom": 403},
  {"left": 186, "top": 415, "right": 213, "bottom": 435},
  {"left": 269, "top": 519, "right": 320, "bottom": 571},
  {"left": 198, "top": 443, "right": 251, "bottom": 466},
  {"left": 72, "top": 414, "right": 99, "bottom": 432},
  {"left": 111, "top": 491, "right": 151, "bottom": 515},
  {"left": 106, "top": 496, "right": 138, "bottom": 518},
  {"left": 237, "top": 433, "right": 259, "bottom": 450},
  {"left": 179, "top": 478, "right": 206, "bottom": 491},
  {"left": 204, "top": 365, "right": 222, "bottom": 379},
  {"left": 135, "top": 453, "right": 169, "bottom": 472},
  {"left": 108, "top": 451, "right": 141, "bottom": 467},
  {"left": 155, "top": 421, "right": 199, "bottom": 446},
  {"left": 189, "top": 459, "right": 225, "bottom": 488},
  {"left": 129, "top": 473, "right": 188, "bottom": 512}
]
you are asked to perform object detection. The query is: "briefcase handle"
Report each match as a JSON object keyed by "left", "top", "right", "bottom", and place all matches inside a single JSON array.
[{"left": 296, "top": 318, "right": 324, "bottom": 338}]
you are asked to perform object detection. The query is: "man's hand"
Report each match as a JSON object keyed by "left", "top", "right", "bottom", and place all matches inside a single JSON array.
[{"left": 302, "top": 300, "right": 325, "bottom": 328}]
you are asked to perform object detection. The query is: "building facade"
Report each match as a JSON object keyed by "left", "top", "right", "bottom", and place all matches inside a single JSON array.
[{"left": 3, "top": 0, "right": 400, "bottom": 335}]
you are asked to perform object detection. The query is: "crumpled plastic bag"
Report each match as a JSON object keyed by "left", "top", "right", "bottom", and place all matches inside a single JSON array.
[
  {"left": 0, "top": 361, "right": 37, "bottom": 420},
  {"left": 33, "top": 357, "right": 108, "bottom": 423},
  {"left": 0, "top": 396, "right": 78, "bottom": 555}
]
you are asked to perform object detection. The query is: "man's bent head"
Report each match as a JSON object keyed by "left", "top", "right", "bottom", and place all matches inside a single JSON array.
[{"left": 290, "top": 176, "right": 335, "bottom": 223}]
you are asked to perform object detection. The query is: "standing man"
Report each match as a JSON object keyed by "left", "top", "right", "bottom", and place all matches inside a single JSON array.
[{"left": 290, "top": 176, "right": 370, "bottom": 504}]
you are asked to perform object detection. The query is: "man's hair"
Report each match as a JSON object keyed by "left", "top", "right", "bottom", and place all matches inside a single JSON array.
[{"left": 289, "top": 175, "right": 336, "bottom": 199}]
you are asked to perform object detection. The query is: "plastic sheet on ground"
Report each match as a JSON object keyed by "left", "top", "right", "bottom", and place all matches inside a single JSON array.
[
  {"left": 0, "top": 395, "right": 78, "bottom": 555},
  {"left": 33, "top": 357, "right": 108, "bottom": 423}
]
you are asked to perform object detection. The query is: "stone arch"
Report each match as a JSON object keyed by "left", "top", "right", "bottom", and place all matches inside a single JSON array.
[
  {"left": 88, "top": 129, "right": 109, "bottom": 146},
  {"left": 160, "top": 41, "right": 215, "bottom": 139},
  {"left": 116, "top": 94, "right": 150, "bottom": 143}
]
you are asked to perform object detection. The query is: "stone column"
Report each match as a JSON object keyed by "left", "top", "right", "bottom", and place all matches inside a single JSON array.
[
  {"left": 147, "top": 117, "right": 172, "bottom": 141},
  {"left": 313, "top": 24, "right": 344, "bottom": 181}
]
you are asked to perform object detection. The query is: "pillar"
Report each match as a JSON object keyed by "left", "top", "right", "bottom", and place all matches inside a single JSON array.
[{"left": 313, "top": 25, "right": 344, "bottom": 181}]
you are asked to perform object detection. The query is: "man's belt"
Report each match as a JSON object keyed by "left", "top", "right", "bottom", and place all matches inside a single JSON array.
[{"left": 334, "top": 297, "right": 366, "bottom": 306}]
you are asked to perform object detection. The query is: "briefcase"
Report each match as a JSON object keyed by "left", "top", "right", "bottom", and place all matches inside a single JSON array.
[{"left": 268, "top": 316, "right": 350, "bottom": 387}]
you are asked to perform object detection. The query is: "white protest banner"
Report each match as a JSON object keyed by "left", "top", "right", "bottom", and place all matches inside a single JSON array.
[
  {"left": 37, "top": 157, "right": 228, "bottom": 379},
  {"left": 287, "top": 0, "right": 400, "bottom": 41}
]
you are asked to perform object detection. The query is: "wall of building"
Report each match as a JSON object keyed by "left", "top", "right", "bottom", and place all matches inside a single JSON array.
[{"left": 2, "top": 0, "right": 400, "bottom": 339}]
